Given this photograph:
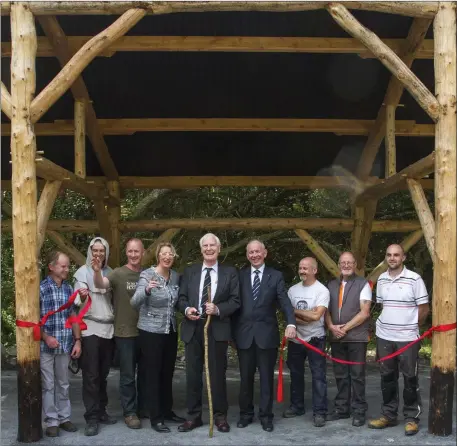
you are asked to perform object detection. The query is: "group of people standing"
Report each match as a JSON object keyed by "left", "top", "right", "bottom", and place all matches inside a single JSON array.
[{"left": 39, "top": 233, "right": 429, "bottom": 438}]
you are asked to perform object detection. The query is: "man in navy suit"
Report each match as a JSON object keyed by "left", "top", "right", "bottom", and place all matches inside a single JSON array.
[
  {"left": 177, "top": 233, "right": 240, "bottom": 433},
  {"left": 232, "top": 240, "right": 296, "bottom": 432}
]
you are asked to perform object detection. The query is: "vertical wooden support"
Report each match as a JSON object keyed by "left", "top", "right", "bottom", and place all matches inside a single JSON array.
[
  {"left": 429, "top": 2, "right": 456, "bottom": 436},
  {"left": 10, "top": 3, "right": 42, "bottom": 442},
  {"left": 385, "top": 104, "right": 397, "bottom": 178},
  {"left": 37, "top": 180, "right": 62, "bottom": 253},
  {"left": 74, "top": 99, "right": 86, "bottom": 178},
  {"left": 107, "top": 181, "right": 121, "bottom": 268},
  {"left": 93, "top": 197, "right": 112, "bottom": 246},
  {"left": 406, "top": 178, "right": 435, "bottom": 261}
]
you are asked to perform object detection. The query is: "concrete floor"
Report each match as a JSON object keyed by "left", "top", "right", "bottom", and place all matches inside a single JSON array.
[{"left": 1, "top": 362, "right": 455, "bottom": 445}]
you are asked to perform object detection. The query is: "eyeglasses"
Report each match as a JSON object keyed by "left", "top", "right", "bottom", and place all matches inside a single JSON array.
[
  {"left": 339, "top": 261, "right": 355, "bottom": 267},
  {"left": 159, "top": 253, "right": 175, "bottom": 258}
]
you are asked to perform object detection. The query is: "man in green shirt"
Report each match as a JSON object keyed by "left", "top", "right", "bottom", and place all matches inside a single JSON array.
[{"left": 92, "top": 238, "right": 146, "bottom": 429}]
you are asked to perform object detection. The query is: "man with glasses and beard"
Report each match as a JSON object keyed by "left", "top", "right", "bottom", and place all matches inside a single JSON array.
[{"left": 325, "top": 252, "right": 372, "bottom": 427}]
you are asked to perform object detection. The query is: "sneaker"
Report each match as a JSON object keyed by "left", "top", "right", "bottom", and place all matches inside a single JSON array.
[
  {"left": 368, "top": 415, "right": 397, "bottom": 429},
  {"left": 405, "top": 420, "right": 419, "bottom": 436},
  {"left": 282, "top": 408, "right": 305, "bottom": 418},
  {"left": 327, "top": 411, "right": 350, "bottom": 421},
  {"left": 99, "top": 413, "right": 117, "bottom": 425},
  {"left": 59, "top": 421, "right": 77, "bottom": 432},
  {"left": 125, "top": 414, "right": 141, "bottom": 429},
  {"left": 313, "top": 414, "right": 326, "bottom": 427},
  {"left": 45, "top": 426, "right": 59, "bottom": 437},
  {"left": 84, "top": 422, "right": 99, "bottom": 436}
]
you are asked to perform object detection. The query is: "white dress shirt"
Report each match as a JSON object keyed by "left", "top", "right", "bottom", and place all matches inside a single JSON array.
[{"left": 198, "top": 262, "right": 219, "bottom": 313}]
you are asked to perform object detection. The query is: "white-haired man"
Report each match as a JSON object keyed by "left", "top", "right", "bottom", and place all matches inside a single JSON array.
[{"left": 177, "top": 233, "right": 240, "bottom": 433}]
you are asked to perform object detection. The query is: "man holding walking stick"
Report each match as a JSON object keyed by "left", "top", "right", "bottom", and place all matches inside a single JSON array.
[{"left": 177, "top": 233, "right": 240, "bottom": 433}]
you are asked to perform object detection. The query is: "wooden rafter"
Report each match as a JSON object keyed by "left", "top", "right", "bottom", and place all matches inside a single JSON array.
[
  {"left": 0, "top": 2, "right": 439, "bottom": 18},
  {"left": 1, "top": 218, "right": 423, "bottom": 233},
  {"left": 355, "top": 152, "right": 435, "bottom": 204},
  {"left": 1, "top": 80, "right": 12, "bottom": 119},
  {"left": 295, "top": 229, "right": 340, "bottom": 277},
  {"left": 30, "top": 9, "right": 146, "bottom": 124},
  {"left": 356, "top": 18, "right": 432, "bottom": 180},
  {"left": 327, "top": 4, "right": 439, "bottom": 122},
  {"left": 37, "top": 180, "right": 62, "bottom": 253},
  {"left": 0, "top": 36, "right": 435, "bottom": 59},
  {"left": 0, "top": 118, "right": 436, "bottom": 137},
  {"left": 142, "top": 228, "right": 181, "bottom": 267},
  {"left": 36, "top": 16, "right": 118, "bottom": 180}
]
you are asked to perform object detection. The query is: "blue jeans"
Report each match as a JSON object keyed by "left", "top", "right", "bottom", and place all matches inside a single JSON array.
[
  {"left": 115, "top": 336, "right": 146, "bottom": 417},
  {"left": 286, "top": 336, "right": 328, "bottom": 416}
]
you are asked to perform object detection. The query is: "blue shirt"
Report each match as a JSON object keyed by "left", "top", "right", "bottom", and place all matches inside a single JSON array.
[{"left": 40, "top": 276, "right": 75, "bottom": 355}]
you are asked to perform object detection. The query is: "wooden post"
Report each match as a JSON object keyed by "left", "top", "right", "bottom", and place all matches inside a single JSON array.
[
  {"left": 385, "top": 105, "right": 397, "bottom": 178},
  {"left": 74, "top": 99, "right": 86, "bottom": 178},
  {"left": 37, "top": 180, "right": 62, "bottom": 253},
  {"left": 93, "top": 198, "right": 112, "bottom": 246},
  {"left": 406, "top": 178, "right": 435, "bottom": 261},
  {"left": 10, "top": 3, "right": 42, "bottom": 442},
  {"left": 429, "top": 1, "right": 456, "bottom": 436},
  {"left": 107, "top": 181, "right": 121, "bottom": 267}
]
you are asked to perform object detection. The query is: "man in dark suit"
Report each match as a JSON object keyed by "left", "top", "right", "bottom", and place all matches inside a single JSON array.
[
  {"left": 177, "top": 233, "right": 240, "bottom": 433},
  {"left": 232, "top": 240, "right": 296, "bottom": 432}
]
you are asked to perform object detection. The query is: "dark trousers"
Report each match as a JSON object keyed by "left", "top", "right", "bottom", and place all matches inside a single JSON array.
[
  {"left": 238, "top": 340, "right": 278, "bottom": 421},
  {"left": 185, "top": 320, "right": 228, "bottom": 421},
  {"left": 287, "top": 337, "right": 328, "bottom": 416},
  {"left": 331, "top": 342, "right": 367, "bottom": 416},
  {"left": 377, "top": 337, "right": 422, "bottom": 421},
  {"left": 115, "top": 336, "right": 146, "bottom": 417},
  {"left": 80, "top": 334, "right": 114, "bottom": 422},
  {"left": 139, "top": 328, "right": 178, "bottom": 424}
]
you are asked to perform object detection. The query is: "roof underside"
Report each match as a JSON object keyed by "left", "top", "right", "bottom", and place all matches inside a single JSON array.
[{"left": 1, "top": 10, "right": 435, "bottom": 180}]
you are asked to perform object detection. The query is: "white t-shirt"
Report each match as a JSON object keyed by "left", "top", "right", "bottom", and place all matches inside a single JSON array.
[
  {"left": 288, "top": 280, "right": 330, "bottom": 342},
  {"left": 376, "top": 267, "right": 429, "bottom": 342}
]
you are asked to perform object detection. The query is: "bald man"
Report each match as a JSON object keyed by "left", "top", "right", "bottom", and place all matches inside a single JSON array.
[
  {"left": 325, "top": 252, "right": 372, "bottom": 427},
  {"left": 285, "top": 257, "right": 330, "bottom": 427},
  {"left": 368, "top": 244, "right": 429, "bottom": 436}
]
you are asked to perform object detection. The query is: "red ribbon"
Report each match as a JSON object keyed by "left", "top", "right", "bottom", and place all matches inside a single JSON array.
[
  {"left": 16, "top": 290, "right": 92, "bottom": 341},
  {"left": 277, "top": 322, "right": 456, "bottom": 402}
]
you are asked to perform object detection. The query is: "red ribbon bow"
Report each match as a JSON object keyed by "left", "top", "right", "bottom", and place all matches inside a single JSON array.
[{"left": 16, "top": 290, "right": 92, "bottom": 341}]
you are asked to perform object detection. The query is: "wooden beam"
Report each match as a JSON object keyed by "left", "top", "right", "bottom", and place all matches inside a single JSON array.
[
  {"left": 74, "top": 99, "right": 86, "bottom": 178},
  {"left": 10, "top": 3, "right": 41, "bottom": 442},
  {"left": 45, "top": 230, "right": 86, "bottom": 266},
  {"left": 107, "top": 181, "right": 121, "bottom": 268},
  {"left": 385, "top": 105, "right": 397, "bottom": 178},
  {"left": 1, "top": 218, "right": 423, "bottom": 233},
  {"left": 36, "top": 180, "right": 62, "bottom": 253},
  {"left": 406, "top": 178, "right": 435, "bottom": 261},
  {"left": 295, "top": 229, "right": 340, "bottom": 277},
  {"left": 367, "top": 229, "right": 424, "bottom": 284},
  {"left": 355, "top": 152, "right": 435, "bottom": 204},
  {"left": 356, "top": 18, "right": 432, "bottom": 180},
  {"left": 0, "top": 2, "right": 439, "bottom": 18},
  {"left": 142, "top": 228, "right": 181, "bottom": 267},
  {"left": 36, "top": 157, "right": 97, "bottom": 200},
  {"left": 30, "top": 9, "right": 146, "bottom": 123},
  {"left": 0, "top": 118, "right": 436, "bottom": 137},
  {"left": 37, "top": 17, "right": 118, "bottom": 180},
  {"left": 219, "top": 231, "right": 284, "bottom": 256},
  {"left": 0, "top": 36, "right": 435, "bottom": 59},
  {"left": 429, "top": 2, "right": 456, "bottom": 436},
  {"left": 327, "top": 4, "right": 439, "bottom": 122},
  {"left": 1, "top": 80, "right": 12, "bottom": 119}
]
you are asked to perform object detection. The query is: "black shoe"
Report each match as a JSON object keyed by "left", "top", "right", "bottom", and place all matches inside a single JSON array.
[
  {"left": 99, "top": 413, "right": 117, "bottom": 425},
  {"left": 237, "top": 418, "right": 253, "bottom": 428},
  {"left": 84, "top": 423, "right": 99, "bottom": 436},
  {"left": 327, "top": 411, "right": 350, "bottom": 421},
  {"left": 313, "top": 414, "right": 326, "bottom": 427},
  {"left": 352, "top": 415, "right": 366, "bottom": 427},
  {"left": 178, "top": 419, "right": 203, "bottom": 432},
  {"left": 283, "top": 408, "right": 305, "bottom": 418},
  {"left": 152, "top": 422, "right": 171, "bottom": 433},
  {"left": 215, "top": 420, "right": 230, "bottom": 433},
  {"left": 164, "top": 412, "right": 186, "bottom": 423},
  {"left": 261, "top": 419, "right": 274, "bottom": 432}
]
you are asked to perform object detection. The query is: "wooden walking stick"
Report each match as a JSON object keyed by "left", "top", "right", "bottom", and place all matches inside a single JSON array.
[{"left": 203, "top": 284, "right": 214, "bottom": 438}]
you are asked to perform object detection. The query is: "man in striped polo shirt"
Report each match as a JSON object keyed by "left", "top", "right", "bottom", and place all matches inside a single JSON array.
[{"left": 368, "top": 244, "right": 429, "bottom": 436}]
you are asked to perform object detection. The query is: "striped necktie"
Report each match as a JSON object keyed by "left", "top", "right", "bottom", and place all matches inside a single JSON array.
[
  {"left": 201, "top": 267, "right": 212, "bottom": 307},
  {"left": 252, "top": 270, "right": 261, "bottom": 300}
]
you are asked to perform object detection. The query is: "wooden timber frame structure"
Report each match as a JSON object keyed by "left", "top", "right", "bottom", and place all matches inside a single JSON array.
[{"left": 0, "top": 1, "right": 455, "bottom": 441}]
